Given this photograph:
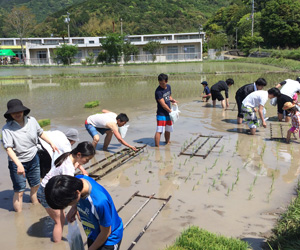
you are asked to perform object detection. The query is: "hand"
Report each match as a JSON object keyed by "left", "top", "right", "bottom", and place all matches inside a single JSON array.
[
  {"left": 295, "top": 129, "right": 299, "bottom": 133},
  {"left": 17, "top": 164, "right": 25, "bottom": 177},
  {"left": 171, "top": 99, "right": 178, "bottom": 104},
  {"left": 51, "top": 144, "right": 59, "bottom": 153},
  {"left": 67, "top": 206, "right": 78, "bottom": 223},
  {"left": 262, "top": 122, "right": 267, "bottom": 128},
  {"left": 81, "top": 168, "right": 89, "bottom": 176},
  {"left": 130, "top": 146, "right": 137, "bottom": 151}
]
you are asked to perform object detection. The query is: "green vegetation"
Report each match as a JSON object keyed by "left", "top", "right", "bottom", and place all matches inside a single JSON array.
[
  {"left": 143, "top": 41, "right": 161, "bottom": 62},
  {"left": 38, "top": 119, "right": 51, "bottom": 127},
  {"left": 165, "top": 226, "right": 249, "bottom": 250},
  {"left": 54, "top": 44, "right": 78, "bottom": 65},
  {"left": 84, "top": 101, "right": 100, "bottom": 108},
  {"left": 268, "top": 183, "right": 300, "bottom": 249},
  {"left": 33, "top": 0, "right": 230, "bottom": 37}
]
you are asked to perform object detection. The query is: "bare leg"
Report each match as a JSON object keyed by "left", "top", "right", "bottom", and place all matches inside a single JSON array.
[
  {"left": 237, "top": 117, "right": 243, "bottom": 124},
  {"left": 13, "top": 191, "right": 24, "bottom": 212},
  {"left": 285, "top": 116, "right": 290, "bottom": 123},
  {"left": 286, "top": 130, "right": 292, "bottom": 143},
  {"left": 165, "top": 131, "right": 171, "bottom": 144},
  {"left": 103, "top": 130, "right": 113, "bottom": 151},
  {"left": 221, "top": 100, "right": 226, "bottom": 109},
  {"left": 278, "top": 113, "right": 284, "bottom": 122},
  {"left": 45, "top": 207, "right": 65, "bottom": 242},
  {"left": 30, "top": 185, "right": 39, "bottom": 205},
  {"left": 155, "top": 132, "right": 162, "bottom": 147},
  {"left": 212, "top": 100, "right": 216, "bottom": 107},
  {"left": 250, "top": 128, "right": 256, "bottom": 135},
  {"left": 92, "top": 134, "right": 100, "bottom": 148}
]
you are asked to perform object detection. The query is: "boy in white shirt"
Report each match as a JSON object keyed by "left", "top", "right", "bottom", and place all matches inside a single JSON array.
[{"left": 242, "top": 88, "right": 280, "bottom": 135}]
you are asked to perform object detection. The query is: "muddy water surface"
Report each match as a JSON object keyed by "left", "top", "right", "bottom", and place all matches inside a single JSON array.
[{"left": 0, "top": 63, "right": 299, "bottom": 250}]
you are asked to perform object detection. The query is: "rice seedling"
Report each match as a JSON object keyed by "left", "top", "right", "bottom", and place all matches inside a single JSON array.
[
  {"left": 235, "top": 139, "right": 239, "bottom": 151},
  {"left": 219, "top": 169, "right": 223, "bottom": 179},
  {"left": 212, "top": 178, "right": 216, "bottom": 187},
  {"left": 226, "top": 162, "right": 231, "bottom": 172},
  {"left": 242, "top": 161, "right": 249, "bottom": 169},
  {"left": 211, "top": 158, "right": 218, "bottom": 169},
  {"left": 248, "top": 193, "right": 254, "bottom": 200},
  {"left": 207, "top": 187, "right": 211, "bottom": 193},
  {"left": 205, "top": 167, "right": 208, "bottom": 173},
  {"left": 147, "top": 178, "right": 150, "bottom": 183},
  {"left": 219, "top": 145, "right": 224, "bottom": 155},
  {"left": 192, "top": 185, "right": 196, "bottom": 191},
  {"left": 231, "top": 182, "right": 235, "bottom": 191},
  {"left": 135, "top": 170, "right": 138, "bottom": 176},
  {"left": 184, "top": 158, "right": 188, "bottom": 166},
  {"left": 260, "top": 143, "right": 266, "bottom": 160},
  {"left": 197, "top": 180, "right": 200, "bottom": 185},
  {"left": 267, "top": 172, "right": 276, "bottom": 202},
  {"left": 192, "top": 166, "right": 195, "bottom": 172},
  {"left": 226, "top": 188, "right": 230, "bottom": 196}
]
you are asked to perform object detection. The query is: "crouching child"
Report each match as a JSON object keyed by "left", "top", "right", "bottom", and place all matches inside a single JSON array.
[
  {"left": 283, "top": 102, "right": 300, "bottom": 143},
  {"left": 45, "top": 175, "right": 123, "bottom": 250}
]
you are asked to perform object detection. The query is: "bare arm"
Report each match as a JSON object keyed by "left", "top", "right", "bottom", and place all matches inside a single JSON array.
[
  {"left": 111, "top": 126, "right": 137, "bottom": 151},
  {"left": 88, "top": 226, "right": 111, "bottom": 250},
  {"left": 6, "top": 147, "right": 25, "bottom": 177},
  {"left": 158, "top": 98, "right": 172, "bottom": 113},
  {"left": 169, "top": 95, "right": 178, "bottom": 103},
  {"left": 275, "top": 83, "right": 281, "bottom": 88},
  {"left": 258, "top": 105, "right": 266, "bottom": 128},
  {"left": 39, "top": 132, "right": 59, "bottom": 153},
  {"left": 102, "top": 109, "right": 111, "bottom": 113}
]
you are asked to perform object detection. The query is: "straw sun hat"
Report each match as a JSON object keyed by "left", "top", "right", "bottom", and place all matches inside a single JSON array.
[{"left": 282, "top": 102, "right": 295, "bottom": 110}]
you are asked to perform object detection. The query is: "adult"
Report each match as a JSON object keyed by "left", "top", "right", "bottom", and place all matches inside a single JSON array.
[
  {"left": 45, "top": 175, "right": 123, "bottom": 250},
  {"left": 1, "top": 99, "right": 58, "bottom": 212},
  {"left": 85, "top": 110, "right": 136, "bottom": 151},
  {"left": 38, "top": 128, "right": 81, "bottom": 178},
  {"left": 210, "top": 79, "right": 234, "bottom": 109},
  {"left": 155, "top": 73, "right": 178, "bottom": 147},
  {"left": 235, "top": 78, "right": 267, "bottom": 124},
  {"left": 242, "top": 88, "right": 280, "bottom": 135}
]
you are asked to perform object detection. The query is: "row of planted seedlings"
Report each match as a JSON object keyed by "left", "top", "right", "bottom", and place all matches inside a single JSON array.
[{"left": 176, "top": 135, "right": 279, "bottom": 203}]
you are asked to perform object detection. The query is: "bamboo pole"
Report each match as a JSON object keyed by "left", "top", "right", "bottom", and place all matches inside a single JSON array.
[
  {"left": 191, "top": 137, "right": 210, "bottom": 157},
  {"left": 123, "top": 193, "right": 155, "bottom": 229},
  {"left": 117, "top": 191, "right": 139, "bottom": 213},
  {"left": 127, "top": 196, "right": 172, "bottom": 250},
  {"left": 203, "top": 136, "right": 223, "bottom": 159}
]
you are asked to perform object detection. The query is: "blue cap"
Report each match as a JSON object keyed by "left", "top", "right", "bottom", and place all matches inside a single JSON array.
[{"left": 201, "top": 81, "right": 208, "bottom": 85}]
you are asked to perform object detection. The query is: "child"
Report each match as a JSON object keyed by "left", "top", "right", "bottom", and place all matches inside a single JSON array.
[
  {"left": 154, "top": 73, "right": 177, "bottom": 147},
  {"left": 201, "top": 81, "right": 211, "bottom": 102},
  {"left": 283, "top": 102, "right": 300, "bottom": 143},
  {"left": 235, "top": 78, "right": 267, "bottom": 124},
  {"left": 45, "top": 175, "right": 123, "bottom": 250},
  {"left": 37, "top": 141, "right": 95, "bottom": 242},
  {"left": 2, "top": 99, "right": 58, "bottom": 212},
  {"left": 242, "top": 88, "right": 281, "bottom": 135},
  {"left": 210, "top": 78, "right": 234, "bottom": 109}
]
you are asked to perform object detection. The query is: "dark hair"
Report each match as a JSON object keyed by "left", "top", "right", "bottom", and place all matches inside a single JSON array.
[
  {"left": 255, "top": 78, "right": 267, "bottom": 86},
  {"left": 201, "top": 81, "right": 208, "bottom": 86},
  {"left": 45, "top": 175, "right": 83, "bottom": 209},
  {"left": 116, "top": 113, "right": 129, "bottom": 123},
  {"left": 226, "top": 78, "right": 234, "bottom": 85},
  {"left": 158, "top": 73, "right": 168, "bottom": 82},
  {"left": 268, "top": 87, "right": 281, "bottom": 97},
  {"left": 287, "top": 106, "right": 298, "bottom": 114},
  {"left": 296, "top": 77, "right": 300, "bottom": 82},
  {"left": 54, "top": 141, "right": 95, "bottom": 167}
]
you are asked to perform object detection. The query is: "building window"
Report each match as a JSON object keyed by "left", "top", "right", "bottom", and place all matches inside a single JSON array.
[
  {"left": 184, "top": 45, "right": 195, "bottom": 53},
  {"left": 29, "top": 40, "right": 42, "bottom": 44},
  {"left": 73, "top": 39, "right": 84, "bottom": 44},
  {"left": 167, "top": 46, "right": 178, "bottom": 54},
  {"left": 89, "top": 40, "right": 95, "bottom": 44},
  {"left": 129, "top": 37, "right": 141, "bottom": 42},
  {"left": 37, "top": 51, "right": 47, "bottom": 59},
  {"left": 75, "top": 50, "right": 82, "bottom": 58},
  {"left": 176, "top": 35, "right": 189, "bottom": 40},
  {"left": 3, "top": 40, "right": 14, "bottom": 45},
  {"left": 92, "top": 49, "right": 100, "bottom": 56},
  {"left": 189, "top": 35, "right": 200, "bottom": 39},
  {"left": 44, "top": 40, "right": 60, "bottom": 45}
]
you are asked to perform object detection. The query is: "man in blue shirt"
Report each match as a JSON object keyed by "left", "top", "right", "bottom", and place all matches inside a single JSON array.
[
  {"left": 45, "top": 175, "right": 123, "bottom": 250},
  {"left": 155, "top": 73, "right": 177, "bottom": 147}
]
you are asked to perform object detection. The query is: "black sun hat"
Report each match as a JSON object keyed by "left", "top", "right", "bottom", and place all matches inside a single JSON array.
[{"left": 4, "top": 99, "right": 30, "bottom": 119}]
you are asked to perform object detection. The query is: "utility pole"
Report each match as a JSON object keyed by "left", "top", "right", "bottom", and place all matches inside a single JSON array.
[
  {"left": 236, "top": 27, "right": 238, "bottom": 49},
  {"left": 120, "top": 18, "right": 123, "bottom": 35},
  {"left": 64, "top": 12, "right": 71, "bottom": 43},
  {"left": 251, "top": 0, "right": 254, "bottom": 37}
]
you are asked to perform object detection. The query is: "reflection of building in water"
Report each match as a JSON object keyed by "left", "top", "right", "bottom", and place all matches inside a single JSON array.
[{"left": 0, "top": 32, "right": 204, "bottom": 65}]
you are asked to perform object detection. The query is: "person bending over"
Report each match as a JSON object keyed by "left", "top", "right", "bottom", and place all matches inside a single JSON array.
[
  {"left": 201, "top": 81, "right": 211, "bottom": 102},
  {"left": 45, "top": 175, "right": 123, "bottom": 250},
  {"left": 210, "top": 78, "right": 234, "bottom": 109},
  {"left": 235, "top": 78, "right": 267, "bottom": 124},
  {"left": 85, "top": 110, "right": 136, "bottom": 151}
]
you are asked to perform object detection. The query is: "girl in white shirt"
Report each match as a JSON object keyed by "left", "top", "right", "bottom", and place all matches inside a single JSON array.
[{"left": 37, "top": 141, "right": 95, "bottom": 242}]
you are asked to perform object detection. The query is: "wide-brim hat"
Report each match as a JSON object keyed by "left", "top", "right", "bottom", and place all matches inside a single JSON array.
[
  {"left": 282, "top": 102, "right": 295, "bottom": 110},
  {"left": 4, "top": 99, "right": 30, "bottom": 119}
]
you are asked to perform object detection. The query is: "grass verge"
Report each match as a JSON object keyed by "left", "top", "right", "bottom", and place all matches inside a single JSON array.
[
  {"left": 165, "top": 226, "right": 249, "bottom": 250},
  {"left": 38, "top": 119, "right": 51, "bottom": 128},
  {"left": 267, "top": 183, "right": 300, "bottom": 250}
]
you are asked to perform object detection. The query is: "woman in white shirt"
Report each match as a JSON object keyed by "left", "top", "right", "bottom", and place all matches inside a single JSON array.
[{"left": 37, "top": 141, "right": 95, "bottom": 242}]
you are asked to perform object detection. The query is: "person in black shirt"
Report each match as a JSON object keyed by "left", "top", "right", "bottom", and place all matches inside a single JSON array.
[
  {"left": 236, "top": 78, "right": 267, "bottom": 124},
  {"left": 201, "top": 81, "right": 211, "bottom": 102},
  {"left": 277, "top": 93, "right": 293, "bottom": 122},
  {"left": 210, "top": 79, "right": 234, "bottom": 109}
]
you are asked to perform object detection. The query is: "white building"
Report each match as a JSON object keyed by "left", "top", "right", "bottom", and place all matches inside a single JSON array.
[{"left": 0, "top": 32, "right": 204, "bottom": 65}]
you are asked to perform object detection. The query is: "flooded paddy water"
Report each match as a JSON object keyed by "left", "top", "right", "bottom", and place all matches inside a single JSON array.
[{"left": 0, "top": 62, "right": 300, "bottom": 250}]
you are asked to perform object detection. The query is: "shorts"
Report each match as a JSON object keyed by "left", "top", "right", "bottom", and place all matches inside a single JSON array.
[
  {"left": 211, "top": 90, "right": 224, "bottom": 101},
  {"left": 37, "top": 185, "right": 50, "bottom": 209},
  {"left": 203, "top": 96, "right": 211, "bottom": 102},
  {"left": 242, "top": 105, "right": 259, "bottom": 129},
  {"left": 8, "top": 153, "right": 40, "bottom": 192},
  {"left": 156, "top": 115, "right": 173, "bottom": 133},
  {"left": 88, "top": 238, "right": 122, "bottom": 250},
  {"left": 85, "top": 120, "right": 111, "bottom": 137},
  {"left": 235, "top": 95, "right": 244, "bottom": 118},
  {"left": 290, "top": 126, "right": 300, "bottom": 136}
]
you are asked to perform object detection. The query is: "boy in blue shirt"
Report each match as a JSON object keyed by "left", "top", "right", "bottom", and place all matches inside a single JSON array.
[
  {"left": 201, "top": 81, "right": 211, "bottom": 102},
  {"left": 154, "top": 73, "right": 177, "bottom": 147},
  {"left": 45, "top": 175, "right": 123, "bottom": 250}
]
